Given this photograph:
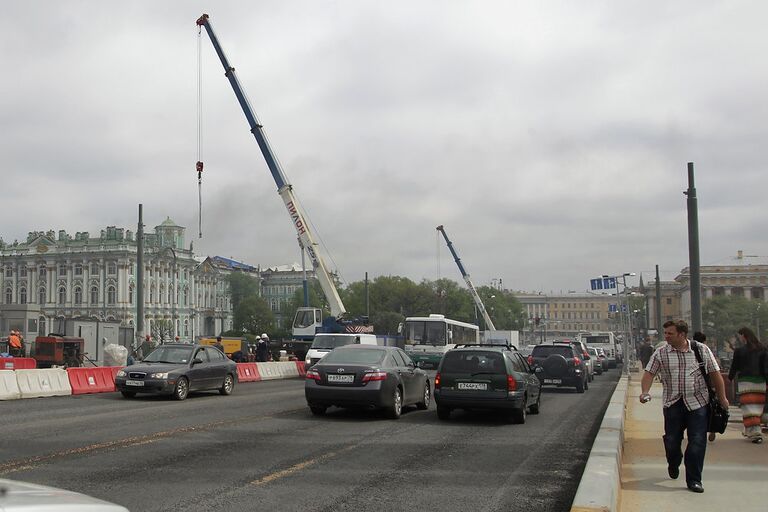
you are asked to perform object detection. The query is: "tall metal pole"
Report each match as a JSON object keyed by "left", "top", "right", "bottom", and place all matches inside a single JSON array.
[
  {"left": 136, "top": 205, "right": 145, "bottom": 350},
  {"left": 655, "top": 265, "right": 662, "bottom": 339},
  {"left": 365, "top": 272, "right": 370, "bottom": 319},
  {"left": 685, "top": 162, "right": 702, "bottom": 333},
  {"left": 622, "top": 275, "right": 632, "bottom": 375}
]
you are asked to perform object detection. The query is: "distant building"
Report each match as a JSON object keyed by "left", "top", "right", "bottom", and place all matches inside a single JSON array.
[
  {"left": 0, "top": 219, "right": 233, "bottom": 353},
  {"left": 260, "top": 263, "right": 313, "bottom": 329},
  {"left": 514, "top": 292, "right": 621, "bottom": 341}
]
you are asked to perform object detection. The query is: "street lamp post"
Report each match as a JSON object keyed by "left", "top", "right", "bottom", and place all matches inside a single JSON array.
[{"left": 603, "top": 272, "right": 636, "bottom": 375}]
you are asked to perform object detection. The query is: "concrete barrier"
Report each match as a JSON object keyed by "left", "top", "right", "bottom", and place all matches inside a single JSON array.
[
  {"left": 236, "top": 363, "right": 261, "bottom": 383},
  {"left": 256, "top": 362, "right": 281, "bottom": 380},
  {"left": 0, "top": 357, "right": 37, "bottom": 370},
  {"left": 0, "top": 370, "right": 21, "bottom": 400},
  {"left": 275, "top": 361, "right": 299, "bottom": 378},
  {"left": 67, "top": 367, "right": 118, "bottom": 395},
  {"left": 15, "top": 368, "right": 73, "bottom": 398},
  {"left": 570, "top": 375, "right": 629, "bottom": 512}
]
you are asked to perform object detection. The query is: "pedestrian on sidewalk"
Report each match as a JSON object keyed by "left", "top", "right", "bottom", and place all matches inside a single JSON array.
[
  {"left": 639, "top": 319, "right": 729, "bottom": 494},
  {"left": 639, "top": 337, "right": 654, "bottom": 369},
  {"left": 728, "top": 327, "right": 766, "bottom": 444}
]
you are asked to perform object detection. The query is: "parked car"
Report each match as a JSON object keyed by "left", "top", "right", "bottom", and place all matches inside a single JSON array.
[
  {"left": 305, "top": 345, "right": 431, "bottom": 419},
  {"left": 588, "top": 347, "right": 603, "bottom": 375},
  {"left": 528, "top": 342, "right": 589, "bottom": 393},
  {"left": 0, "top": 478, "right": 129, "bottom": 511},
  {"left": 115, "top": 343, "right": 237, "bottom": 400},
  {"left": 434, "top": 344, "right": 541, "bottom": 424}
]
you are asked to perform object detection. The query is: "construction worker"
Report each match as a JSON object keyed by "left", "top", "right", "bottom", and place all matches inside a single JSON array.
[
  {"left": 8, "top": 330, "right": 22, "bottom": 357},
  {"left": 256, "top": 333, "right": 271, "bottom": 362}
]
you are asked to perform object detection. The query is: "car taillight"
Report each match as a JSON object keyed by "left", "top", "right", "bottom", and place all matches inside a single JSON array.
[
  {"left": 306, "top": 369, "right": 321, "bottom": 381},
  {"left": 434, "top": 372, "right": 441, "bottom": 389},
  {"left": 573, "top": 357, "right": 581, "bottom": 366},
  {"left": 507, "top": 375, "right": 517, "bottom": 391},
  {"left": 527, "top": 355, "right": 534, "bottom": 366},
  {"left": 362, "top": 371, "right": 387, "bottom": 383},
  {"left": 583, "top": 351, "right": 589, "bottom": 359}
]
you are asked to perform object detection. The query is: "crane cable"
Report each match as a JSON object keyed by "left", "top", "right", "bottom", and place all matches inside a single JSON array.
[{"left": 196, "top": 24, "right": 204, "bottom": 238}]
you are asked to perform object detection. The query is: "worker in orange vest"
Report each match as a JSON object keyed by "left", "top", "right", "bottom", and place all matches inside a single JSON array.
[{"left": 8, "top": 330, "right": 22, "bottom": 357}]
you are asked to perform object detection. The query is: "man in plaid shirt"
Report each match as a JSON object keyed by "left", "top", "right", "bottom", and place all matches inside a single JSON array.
[{"left": 639, "top": 320, "right": 729, "bottom": 494}]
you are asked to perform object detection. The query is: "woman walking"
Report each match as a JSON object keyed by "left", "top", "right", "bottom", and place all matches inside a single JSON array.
[{"left": 728, "top": 327, "right": 767, "bottom": 443}]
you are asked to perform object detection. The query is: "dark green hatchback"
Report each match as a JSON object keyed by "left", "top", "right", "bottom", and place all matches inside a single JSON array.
[{"left": 433, "top": 345, "right": 542, "bottom": 424}]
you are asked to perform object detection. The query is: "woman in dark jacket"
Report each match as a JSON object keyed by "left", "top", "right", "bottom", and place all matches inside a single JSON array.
[{"left": 728, "top": 327, "right": 767, "bottom": 443}]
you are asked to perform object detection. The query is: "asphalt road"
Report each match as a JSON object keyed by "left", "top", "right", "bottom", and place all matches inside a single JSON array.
[{"left": 1, "top": 370, "right": 620, "bottom": 512}]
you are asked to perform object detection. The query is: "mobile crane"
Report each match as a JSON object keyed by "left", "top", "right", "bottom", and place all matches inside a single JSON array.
[
  {"left": 196, "top": 14, "right": 371, "bottom": 342},
  {"left": 436, "top": 225, "right": 496, "bottom": 331}
]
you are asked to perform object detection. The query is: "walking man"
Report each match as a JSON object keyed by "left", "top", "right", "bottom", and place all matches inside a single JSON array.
[
  {"left": 639, "top": 337, "right": 654, "bottom": 369},
  {"left": 639, "top": 320, "right": 729, "bottom": 493}
]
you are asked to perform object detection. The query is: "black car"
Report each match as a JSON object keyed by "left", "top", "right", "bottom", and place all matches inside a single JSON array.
[
  {"left": 305, "top": 345, "right": 431, "bottom": 419},
  {"left": 528, "top": 342, "right": 588, "bottom": 393},
  {"left": 434, "top": 344, "right": 542, "bottom": 424},
  {"left": 115, "top": 344, "right": 238, "bottom": 400}
]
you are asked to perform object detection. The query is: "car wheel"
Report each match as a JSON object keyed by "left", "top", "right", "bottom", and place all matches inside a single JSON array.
[
  {"left": 508, "top": 404, "right": 526, "bottom": 424},
  {"left": 575, "top": 378, "right": 585, "bottom": 393},
  {"left": 387, "top": 387, "right": 403, "bottom": 419},
  {"left": 219, "top": 374, "right": 235, "bottom": 395},
  {"left": 309, "top": 405, "right": 327, "bottom": 416},
  {"left": 528, "top": 394, "right": 541, "bottom": 415},
  {"left": 173, "top": 376, "right": 189, "bottom": 401},
  {"left": 416, "top": 381, "right": 431, "bottom": 410},
  {"left": 121, "top": 390, "right": 136, "bottom": 398},
  {"left": 437, "top": 404, "right": 451, "bottom": 421}
]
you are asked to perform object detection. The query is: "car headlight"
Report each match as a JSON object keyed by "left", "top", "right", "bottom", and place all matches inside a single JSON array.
[
  {"left": 116, "top": 370, "right": 126, "bottom": 377},
  {"left": 150, "top": 372, "right": 169, "bottom": 379}
]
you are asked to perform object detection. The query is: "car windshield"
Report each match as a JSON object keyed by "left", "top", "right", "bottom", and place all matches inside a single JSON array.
[
  {"left": 310, "top": 335, "right": 360, "bottom": 349},
  {"left": 441, "top": 351, "right": 506, "bottom": 374},
  {"left": 143, "top": 346, "right": 194, "bottom": 364},
  {"left": 319, "top": 348, "right": 386, "bottom": 365},
  {"left": 532, "top": 346, "right": 573, "bottom": 358}
]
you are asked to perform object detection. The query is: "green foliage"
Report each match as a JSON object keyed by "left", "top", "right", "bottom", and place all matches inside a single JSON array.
[
  {"left": 234, "top": 296, "right": 275, "bottom": 335},
  {"left": 703, "top": 296, "right": 768, "bottom": 354}
]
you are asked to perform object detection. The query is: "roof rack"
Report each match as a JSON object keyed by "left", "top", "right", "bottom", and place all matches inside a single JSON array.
[{"left": 453, "top": 343, "right": 518, "bottom": 351}]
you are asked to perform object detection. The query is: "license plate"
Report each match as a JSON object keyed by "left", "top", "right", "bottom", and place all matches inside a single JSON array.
[
  {"left": 457, "top": 382, "right": 488, "bottom": 391},
  {"left": 543, "top": 379, "right": 562, "bottom": 384},
  {"left": 327, "top": 374, "right": 354, "bottom": 383},
  {"left": 125, "top": 380, "right": 145, "bottom": 387}
]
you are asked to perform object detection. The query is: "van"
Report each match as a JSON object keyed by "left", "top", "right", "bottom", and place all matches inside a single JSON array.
[{"left": 304, "top": 333, "right": 378, "bottom": 367}]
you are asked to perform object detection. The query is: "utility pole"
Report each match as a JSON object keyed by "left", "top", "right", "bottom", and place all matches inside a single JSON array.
[
  {"left": 655, "top": 265, "right": 662, "bottom": 338},
  {"left": 136, "top": 204, "right": 145, "bottom": 351},
  {"left": 685, "top": 162, "right": 702, "bottom": 333}
]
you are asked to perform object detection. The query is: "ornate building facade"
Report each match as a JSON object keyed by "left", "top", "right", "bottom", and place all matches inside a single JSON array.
[{"left": 0, "top": 219, "right": 232, "bottom": 352}]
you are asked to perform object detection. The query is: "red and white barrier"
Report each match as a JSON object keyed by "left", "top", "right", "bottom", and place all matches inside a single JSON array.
[
  {"left": 67, "top": 367, "right": 119, "bottom": 395},
  {"left": 236, "top": 363, "right": 261, "bottom": 383},
  {"left": 0, "top": 357, "right": 37, "bottom": 370}
]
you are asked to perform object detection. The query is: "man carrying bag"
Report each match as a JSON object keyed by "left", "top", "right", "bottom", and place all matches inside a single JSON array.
[{"left": 639, "top": 320, "right": 729, "bottom": 494}]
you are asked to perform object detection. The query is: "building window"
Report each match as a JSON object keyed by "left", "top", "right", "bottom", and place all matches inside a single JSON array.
[
  {"left": 58, "top": 264, "right": 67, "bottom": 276},
  {"left": 39, "top": 316, "right": 46, "bottom": 336},
  {"left": 107, "top": 286, "right": 116, "bottom": 305},
  {"left": 184, "top": 319, "right": 189, "bottom": 336},
  {"left": 91, "top": 263, "right": 99, "bottom": 274},
  {"left": 666, "top": 298, "right": 672, "bottom": 305},
  {"left": 19, "top": 287, "right": 27, "bottom": 305},
  {"left": 20, "top": 266, "right": 27, "bottom": 278},
  {"left": 128, "top": 286, "right": 134, "bottom": 305},
  {"left": 184, "top": 289, "right": 188, "bottom": 306},
  {"left": 91, "top": 286, "right": 99, "bottom": 304},
  {"left": 5, "top": 288, "right": 12, "bottom": 304},
  {"left": 107, "top": 262, "right": 117, "bottom": 276},
  {"left": 5, "top": 267, "right": 12, "bottom": 277},
  {"left": 74, "top": 286, "right": 83, "bottom": 305},
  {"left": 39, "top": 287, "right": 46, "bottom": 305},
  {"left": 58, "top": 286, "right": 66, "bottom": 305},
  {"left": 168, "top": 286, "right": 173, "bottom": 304},
  {"left": 74, "top": 264, "right": 83, "bottom": 276},
  {"left": 39, "top": 266, "right": 46, "bottom": 279}
]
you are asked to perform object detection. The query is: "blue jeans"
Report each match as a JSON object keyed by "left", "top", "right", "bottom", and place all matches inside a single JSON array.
[{"left": 663, "top": 399, "right": 709, "bottom": 485}]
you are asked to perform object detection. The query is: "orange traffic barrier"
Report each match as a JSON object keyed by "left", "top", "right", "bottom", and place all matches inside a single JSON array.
[
  {"left": 295, "top": 361, "right": 306, "bottom": 377},
  {"left": 236, "top": 362, "right": 261, "bottom": 383},
  {"left": 0, "top": 358, "right": 37, "bottom": 370},
  {"left": 67, "top": 367, "right": 118, "bottom": 395}
]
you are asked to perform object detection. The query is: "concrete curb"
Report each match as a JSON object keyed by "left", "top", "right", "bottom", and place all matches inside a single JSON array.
[{"left": 570, "top": 375, "right": 629, "bottom": 512}]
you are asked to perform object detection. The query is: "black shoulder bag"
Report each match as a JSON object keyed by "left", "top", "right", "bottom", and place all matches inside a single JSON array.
[{"left": 691, "top": 342, "right": 729, "bottom": 434}]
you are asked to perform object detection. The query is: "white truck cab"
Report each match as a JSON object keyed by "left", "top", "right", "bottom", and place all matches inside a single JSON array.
[{"left": 304, "top": 333, "right": 379, "bottom": 367}]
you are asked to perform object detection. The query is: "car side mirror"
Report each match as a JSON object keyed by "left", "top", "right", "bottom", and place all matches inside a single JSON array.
[{"left": 192, "top": 357, "right": 204, "bottom": 365}]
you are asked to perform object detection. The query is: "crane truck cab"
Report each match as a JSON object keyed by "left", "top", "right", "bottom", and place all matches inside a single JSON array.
[{"left": 304, "top": 333, "right": 378, "bottom": 367}]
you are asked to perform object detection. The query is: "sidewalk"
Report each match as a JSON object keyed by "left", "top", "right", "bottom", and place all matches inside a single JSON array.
[{"left": 620, "top": 377, "right": 768, "bottom": 512}]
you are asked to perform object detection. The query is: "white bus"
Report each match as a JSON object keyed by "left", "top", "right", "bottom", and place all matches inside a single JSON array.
[
  {"left": 576, "top": 331, "right": 619, "bottom": 369},
  {"left": 403, "top": 314, "right": 479, "bottom": 369}
]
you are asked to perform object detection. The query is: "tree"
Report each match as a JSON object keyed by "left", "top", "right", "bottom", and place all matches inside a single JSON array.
[
  {"left": 234, "top": 296, "right": 275, "bottom": 335},
  {"left": 151, "top": 319, "right": 174, "bottom": 344},
  {"left": 227, "top": 272, "right": 261, "bottom": 310},
  {"left": 703, "top": 295, "right": 768, "bottom": 356}
]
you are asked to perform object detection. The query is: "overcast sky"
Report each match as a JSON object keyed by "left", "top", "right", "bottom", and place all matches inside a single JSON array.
[{"left": 3, "top": 1, "right": 766, "bottom": 294}]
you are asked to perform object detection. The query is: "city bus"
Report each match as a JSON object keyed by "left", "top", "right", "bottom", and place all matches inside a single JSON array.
[
  {"left": 576, "top": 331, "right": 619, "bottom": 369},
  {"left": 402, "top": 314, "right": 479, "bottom": 369}
]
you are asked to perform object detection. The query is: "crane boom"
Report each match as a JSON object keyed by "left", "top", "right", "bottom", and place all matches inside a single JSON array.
[
  {"left": 436, "top": 225, "right": 496, "bottom": 330},
  {"left": 196, "top": 14, "right": 346, "bottom": 319}
]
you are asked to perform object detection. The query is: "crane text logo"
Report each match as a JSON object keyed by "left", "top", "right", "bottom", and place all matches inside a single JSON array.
[{"left": 286, "top": 201, "right": 307, "bottom": 235}]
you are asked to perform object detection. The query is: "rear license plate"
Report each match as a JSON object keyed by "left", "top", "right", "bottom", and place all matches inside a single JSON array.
[
  {"left": 327, "top": 374, "right": 354, "bottom": 383},
  {"left": 543, "top": 379, "right": 562, "bottom": 384},
  {"left": 125, "top": 380, "right": 145, "bottom": 387},
  {"left": 457, "top": 382, "right": 488, "bottom": 391}
]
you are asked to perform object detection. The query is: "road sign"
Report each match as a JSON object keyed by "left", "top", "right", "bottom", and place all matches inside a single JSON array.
[
  {"left": 609, "top": 304, "right": 618, "bottom": 313},
  {"left": 590, "top": 278, "right": 603, "bottom": 290},
  {"left": 603, "top": 277, "right": 616, "bottom": 289}
]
